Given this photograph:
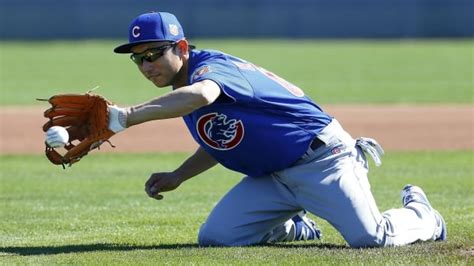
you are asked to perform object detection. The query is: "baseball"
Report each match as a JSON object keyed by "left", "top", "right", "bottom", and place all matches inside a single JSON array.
[{"left": 45, "top": 126, "right": 69, "bottom": 148}]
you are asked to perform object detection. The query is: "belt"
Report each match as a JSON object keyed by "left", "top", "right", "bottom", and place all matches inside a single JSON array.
[
  {"left": 310, "top": 137, "right": 325, "bottom": 150},
  {"left": 295, "top": 137, "right": 326, "bottom": 165}
]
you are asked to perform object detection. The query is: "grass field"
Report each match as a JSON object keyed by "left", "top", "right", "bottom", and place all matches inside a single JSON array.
[
  {"left": 1, "top": 40, "right": 473, "bottom": 264},
  {"left": 0, "top": 39, "right": 473, "bottom": 105},
  {"left": 1, "top": 152, "right": 473, "bottom": 264}
]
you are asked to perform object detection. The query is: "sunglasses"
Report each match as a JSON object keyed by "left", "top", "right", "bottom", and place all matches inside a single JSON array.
[{"left": 130, "top": 43, "right": 176, "bottom": 65}]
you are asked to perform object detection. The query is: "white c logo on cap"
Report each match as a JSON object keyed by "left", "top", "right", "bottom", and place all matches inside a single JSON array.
[{"left": 132, "top": 26, "right": 140, "bottom": 38}]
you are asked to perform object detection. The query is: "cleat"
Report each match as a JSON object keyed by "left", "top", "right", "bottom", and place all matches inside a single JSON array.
[
  {"left": 401, "top": 184, "right": 432, "bottom": 207},
  {"left": 401, "top": 184, "right": 447, "bottom": 241},
  {"left": 292, "top": 211, "right": 322, "bottom": 241},
  {"left": 433, "top": 210, "right": 447, "bottom": 241}
]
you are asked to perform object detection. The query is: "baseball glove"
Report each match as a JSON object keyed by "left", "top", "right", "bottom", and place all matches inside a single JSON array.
[{"left": 40, "top": 93, "right": 116, "bottom": 167}]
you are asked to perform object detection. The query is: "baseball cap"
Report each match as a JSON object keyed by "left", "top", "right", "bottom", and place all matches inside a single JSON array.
[{"left": 114, "top": 12, "right": 185, "bottom": 54}]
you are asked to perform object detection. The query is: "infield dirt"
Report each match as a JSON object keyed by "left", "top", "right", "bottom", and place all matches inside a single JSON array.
[{"left": 0, "top": 105, "right": 472, "bottom": 154}]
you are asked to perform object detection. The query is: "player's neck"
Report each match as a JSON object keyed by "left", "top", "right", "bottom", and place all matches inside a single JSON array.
[{"left": 171, "top": 59, "right": 189, "bottom": 88}]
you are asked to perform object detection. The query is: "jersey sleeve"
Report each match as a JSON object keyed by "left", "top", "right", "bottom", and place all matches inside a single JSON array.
[{"left": 190, "top": 53, "right": 254, "bottom": 103}]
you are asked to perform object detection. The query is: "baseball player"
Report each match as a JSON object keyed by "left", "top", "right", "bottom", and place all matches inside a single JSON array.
[{"left": 108, "top": 11, "right": 446, "bottom": 247}]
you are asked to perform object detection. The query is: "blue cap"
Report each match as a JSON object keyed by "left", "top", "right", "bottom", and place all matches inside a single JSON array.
[{"left": 114, "top": 12, "right": 185, "bottom": 53}]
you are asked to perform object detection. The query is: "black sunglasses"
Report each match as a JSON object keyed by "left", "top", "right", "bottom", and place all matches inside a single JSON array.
[{"left": 130, "top": 43, "right": 176, "bottom": 65}]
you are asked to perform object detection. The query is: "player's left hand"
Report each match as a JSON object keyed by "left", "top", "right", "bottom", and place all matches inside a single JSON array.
[
  {"left": 39, "top": 92, "right": 116, "bottom": 167},
  {"left": 145, "top": 172, "right": 183, "bottom": 200}
]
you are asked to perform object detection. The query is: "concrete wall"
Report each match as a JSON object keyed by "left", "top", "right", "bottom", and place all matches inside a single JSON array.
[{"left": 1, "top": 0, "right": 473, "bottom": 39}]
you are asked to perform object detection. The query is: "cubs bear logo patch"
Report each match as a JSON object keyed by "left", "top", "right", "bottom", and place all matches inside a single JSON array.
[
  {"left": 196, "top": 113, "right": 244, "bottom": 150},
  {"left": 191, "top": 66, "right": 211, "bottom": 81}
]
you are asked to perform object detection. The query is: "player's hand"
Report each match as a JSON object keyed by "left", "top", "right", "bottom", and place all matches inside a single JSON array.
[{"left": 145, "top": 172, "right": 183, "bottom": 200}]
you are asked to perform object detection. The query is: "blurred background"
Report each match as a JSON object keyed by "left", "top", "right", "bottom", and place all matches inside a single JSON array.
[
  {"left": 1, "top": 0, "right": 473, "bottom": 39},
  {"left": 0, "top": 0, "right": 472, "bottom": 105}
]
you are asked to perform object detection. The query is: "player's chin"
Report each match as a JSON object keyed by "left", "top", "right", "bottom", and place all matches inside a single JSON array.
[{"left": 149, "top": 76, "right": 170, "bottom": 88}]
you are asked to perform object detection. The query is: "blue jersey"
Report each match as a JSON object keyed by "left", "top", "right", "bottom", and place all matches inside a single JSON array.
[{"left": 182, "top": 49, "right": 332, "bottom": 177}]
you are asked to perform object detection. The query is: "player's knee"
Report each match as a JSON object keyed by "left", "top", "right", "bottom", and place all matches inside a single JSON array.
[
  {"left": 197, "top": 223, "right": 231, "bottom": 247},
  {"left": 347, "top": 235, "right": 382, "bottom": 248},
  {"left": 344, "top": 229, "right": 386, "bottom": 248}
]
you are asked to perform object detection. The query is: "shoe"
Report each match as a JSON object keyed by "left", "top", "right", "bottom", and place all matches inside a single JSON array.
[
  {"left": 401, "top": 184, "right": 447, "bottom": 241},
  {"left": 292, "top": 211, "right": 322, "bottom": 241},
  {"left": 433, "top": 210, "right": 447, "bottom": 241}
]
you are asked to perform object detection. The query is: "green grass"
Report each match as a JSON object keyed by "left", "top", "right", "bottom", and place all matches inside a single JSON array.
[
  {"left": 0, "top": 38, "right": 472, "bottom": 264},
  {"left": 1, "top": 152, "right": 473, "bottom": 264},
  {"left": 0, "top": 39, "right": 472, "bottom": 105}
]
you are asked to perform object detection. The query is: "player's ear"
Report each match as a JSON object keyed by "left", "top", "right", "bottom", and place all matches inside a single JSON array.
[{"left": 176, "top": 40, "right": 189, "bottom": 56}]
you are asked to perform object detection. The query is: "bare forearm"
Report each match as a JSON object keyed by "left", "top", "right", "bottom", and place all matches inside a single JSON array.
[
  {"left": 127, "top": 88, "right": 206, "bottom": 126},
  {"left": 174, "top": 147, "right": 218, "bottom": 182},
  {"left": 125, "top": 80, "right": 221, "bottom": 127},
  {"left": 144, "top": 147, "right": 217, "bottom": 200}
]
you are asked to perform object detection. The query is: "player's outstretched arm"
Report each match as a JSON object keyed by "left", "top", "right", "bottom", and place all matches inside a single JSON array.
[
  {"left": 145, "top": 146, "right": 218, "bottom": 200},
  {"left": 110, "top": 80, "right": 221, "bottom": 133}
]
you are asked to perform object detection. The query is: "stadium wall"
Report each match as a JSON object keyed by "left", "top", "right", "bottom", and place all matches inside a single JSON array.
[{"left": 1, "top": 0, "right": 473, "bottom": 39}]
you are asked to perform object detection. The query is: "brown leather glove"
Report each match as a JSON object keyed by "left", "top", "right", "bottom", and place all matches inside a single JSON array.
[{"left": 40, "top": 93, "right": 116, "bottom": 167}]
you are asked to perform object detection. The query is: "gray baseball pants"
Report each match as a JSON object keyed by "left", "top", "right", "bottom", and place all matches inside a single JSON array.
[{"left": 198, "top": 119, "right": 438, "bottom": 247}]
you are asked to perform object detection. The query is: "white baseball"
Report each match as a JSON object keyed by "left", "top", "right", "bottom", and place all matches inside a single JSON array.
[{"left": 45, "top": 126, "right": 69, "bottom": 148}]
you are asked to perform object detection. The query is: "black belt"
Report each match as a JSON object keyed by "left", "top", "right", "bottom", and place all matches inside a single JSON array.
[{"left": 310, "top": 137, "right": 325, "bottom": 150}]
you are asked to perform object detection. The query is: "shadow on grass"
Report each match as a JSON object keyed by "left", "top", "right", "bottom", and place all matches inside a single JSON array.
[
  {"left": 0, "top": 243, "right": 199, "bottom": 256},
  {"left": 270, "top": 243, "right": 348, "bottom": 249},
  {"left": 1, "top": 242, "right": 347, "bottom": 256}
]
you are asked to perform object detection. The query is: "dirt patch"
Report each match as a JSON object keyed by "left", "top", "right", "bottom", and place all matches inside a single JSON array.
[
  {"left": 460, "top": 247, "right": 474, "bottom": 257},
  {"left": 0, "top": 105, "right": 472, "bottom": 154}
]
